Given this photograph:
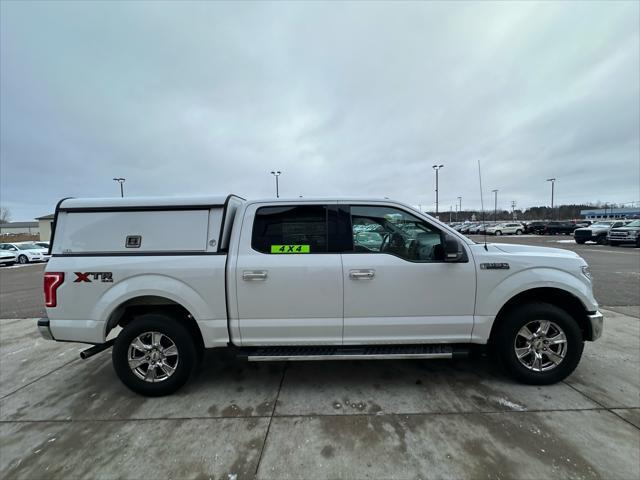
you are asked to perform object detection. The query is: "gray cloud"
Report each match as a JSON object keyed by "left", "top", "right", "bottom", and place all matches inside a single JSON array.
[{"left": 1, "top": 0, "right": 638, "bottom": 220}]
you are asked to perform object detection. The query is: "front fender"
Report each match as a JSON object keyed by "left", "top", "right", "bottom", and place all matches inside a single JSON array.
[{"left": 477, "top": 267, "right": 598, "bottom": 317}]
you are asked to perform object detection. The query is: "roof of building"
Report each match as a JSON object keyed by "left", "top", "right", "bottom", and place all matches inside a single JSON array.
[
  {"left": 0, "top": 221, "right": 39, "bottom": 228},
  {"left": 35, "top": 214, "right": 54, "bottom": 220},
  {"left": 580, "top": 207, "right": 640, "bottom": 215}
]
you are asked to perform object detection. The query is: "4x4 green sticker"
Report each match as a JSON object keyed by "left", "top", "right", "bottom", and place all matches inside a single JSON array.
[{"left": 270, "top": 244, "right": 310, "bottom": 254}]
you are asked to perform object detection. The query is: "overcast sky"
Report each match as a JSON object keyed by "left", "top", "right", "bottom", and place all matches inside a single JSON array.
[{"left": 1, "top": 1, "right": 639, "bottom": 220}]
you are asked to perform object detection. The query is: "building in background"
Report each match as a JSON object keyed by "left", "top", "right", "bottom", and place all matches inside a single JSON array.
[
  {"left": 36, "top": 214, "right": 55, "bottom": 241},
  {"left": 0, "top": 221, "right": 39, "bottom": 236},
  {"left": 580, "top": 207, "right": 640, "bottom": 220}
]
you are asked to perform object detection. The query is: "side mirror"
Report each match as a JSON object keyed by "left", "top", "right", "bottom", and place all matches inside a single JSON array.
[{"left": 444, "top": 235, "right": 465, "bottom": 262}]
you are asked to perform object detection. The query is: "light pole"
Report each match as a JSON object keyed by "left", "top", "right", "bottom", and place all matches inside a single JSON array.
[
  {"left": 457, "top": 196, "right": 462, "bottom": 220},
  {"left": 547, "top": 178, "right": 556, "bottom": 218},
  {"left": 432, "top": 164, "right": 444, "bottom": 217},
  {"left": 270, "top": 171, "right": 281, "bottom": 198},
  {"left": 492, "top": 189, "right": 498, "bottom": 222},
  {"left": 113, "top": 177, "right": 125, "bottom": 197}
]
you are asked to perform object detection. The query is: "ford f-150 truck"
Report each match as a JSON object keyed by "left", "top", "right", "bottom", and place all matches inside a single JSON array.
[{"left": 39, "top": 195, "right": 603, "bottom": 396}]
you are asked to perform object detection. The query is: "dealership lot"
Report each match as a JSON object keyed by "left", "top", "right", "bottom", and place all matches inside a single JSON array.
[{"left": 0, "top": 237, "right": 638, "bottom": 479}]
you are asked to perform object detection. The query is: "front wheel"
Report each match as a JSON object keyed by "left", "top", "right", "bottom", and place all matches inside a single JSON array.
[
  {"left": 575, "top": 239, "right": 585, "bottom": 244},
  {"left": 494, "top": 303, "right": 583, "bottom": 385},
  {"left": 17, "top": 255, "right": 28, "bottom": 264},
  {"left": 112, "top": 313, "right": 197, "bottom": 396},
  {"left": 596, "top": 235, "right": 608, "bottom": 245}
]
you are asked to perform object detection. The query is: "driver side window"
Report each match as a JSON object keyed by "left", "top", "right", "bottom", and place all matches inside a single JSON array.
[{"left": 350, "top": 205, "right": 445, "bottom": 262}]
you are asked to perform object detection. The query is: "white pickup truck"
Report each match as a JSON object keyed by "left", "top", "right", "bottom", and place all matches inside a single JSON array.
[{"left": 39, "top": 195, "right": 603, "bottom": 396}]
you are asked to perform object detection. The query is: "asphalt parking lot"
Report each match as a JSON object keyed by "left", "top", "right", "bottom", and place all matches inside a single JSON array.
[{"left": 0, "top": 237, "right": 638, "bottom": 479}]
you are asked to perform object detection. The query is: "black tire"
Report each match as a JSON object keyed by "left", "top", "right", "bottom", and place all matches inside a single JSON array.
[
  {"left": 596, "top": 235, "right": 608, "bottom": 245},
  {"left": 494, "top": 302, "right": 583, "bottom": 385},
  {"left": 575, "top": 239, "right": 585, "bottom": 244},
  {"left": 609, "top": 241, "right": 619, "bottom": 247},
  {"left": 515, "top": 229, "right": 523, "bottom": 235},
  {"left": 495, "top": 231, "right": 502, "bottom": 236},
  {"left": 112, "top": 313, "right": 197, "bottom": 396},
  {"left": 17, "top": 255, "right": 28, "bottom": 264}
]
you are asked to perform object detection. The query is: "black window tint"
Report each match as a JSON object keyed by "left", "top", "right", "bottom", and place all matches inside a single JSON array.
[
  {"left": 252, "top": 205, "right": 328, "bottom": 254},
  {"left": 350, "top": 205, "right": 444, "bottom": 262}
]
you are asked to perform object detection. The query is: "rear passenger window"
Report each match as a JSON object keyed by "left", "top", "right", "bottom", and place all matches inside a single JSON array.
[{"left": 252, "top": 205, "right": 328, "bottom": 254}]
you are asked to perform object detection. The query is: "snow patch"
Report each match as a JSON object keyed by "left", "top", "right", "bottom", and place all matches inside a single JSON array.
[{"left": 496, "top": 397, "right": 526, "bottom": 411}]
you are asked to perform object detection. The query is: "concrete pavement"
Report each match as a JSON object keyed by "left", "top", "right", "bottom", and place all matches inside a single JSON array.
[{"left": 1, "top": 308, "right": 638, "bottom": 479}]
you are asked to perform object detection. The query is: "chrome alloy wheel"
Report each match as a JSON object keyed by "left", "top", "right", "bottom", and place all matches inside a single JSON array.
[
  {"left": 514, "top": 320, "right": 568, "bottom": 372},
  {"left": 127, "top": 332, "right": 179, "bottom": 383}
]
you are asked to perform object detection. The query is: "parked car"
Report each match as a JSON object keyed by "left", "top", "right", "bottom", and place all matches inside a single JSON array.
[
  {"left": 543, "top": 221, "right": 577, "bottom": 235},
  {"left": 0, "top": 242, "right": 50, "bottom": 264},
  {"left": 39, "top": 195, "right": 603, "bottom": 396},
  {"left": 0, "top": 251, "right": 17, "bottom": 266},
  {"left": 486, "top": 223, "right": 525, "bottom": 236},
  {"left": 574, "top": 220, "right": 628, "bottom": 245},
  {"left": 607, "top": 220, "right": 640, "bottom": 247},
  {"left": 34, "top": 241, "right": 50, "bottom": 249},
  {"left": 459, "top": 223, "right": 477, "bottom": 234},
  {"left": 524, "top": 221, "right": 548, "bottom": 234},
  {"left": 473, "top": 223, "right": 492, "bottom": 234}
]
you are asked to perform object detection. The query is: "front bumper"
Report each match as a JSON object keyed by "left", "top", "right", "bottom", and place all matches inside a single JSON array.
[
  {"left": 587, "top": 311, "right": 604, "bottom": 341},
  {"left": 38, "top": 318, "right": 55, "bottom": 340}
]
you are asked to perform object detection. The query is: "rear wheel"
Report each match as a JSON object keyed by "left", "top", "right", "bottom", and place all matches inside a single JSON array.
[
  {"left": 515, "top": 229, "right": 523, "bottom": 235},
  {"left": 495, "top": 231, "right": 502, "bottom": 236},
  {"left": 112, "top": 313, "right": 197, "bottom": 396},
  {"left": 17, "top": 255, "right": 28, "bottom": 264},
  {"left": 609, "top": 241, "right": 620, "bottom": 247},
  {"left": 494, "top": 303, "right": 583, "bottom": 385},
  {"left": 575, "top": 239, "right": 585, "bottom": 244}
]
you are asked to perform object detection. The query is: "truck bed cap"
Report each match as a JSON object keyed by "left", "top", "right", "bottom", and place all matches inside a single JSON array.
[{"left": 59, "top": 195, "right": 239, "bottom": 211}]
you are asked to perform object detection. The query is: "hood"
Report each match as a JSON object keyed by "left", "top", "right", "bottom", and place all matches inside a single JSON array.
[
  {"left": 491, "top": 243, "right": 580, "bottom": 258},
  {"left": 576, "top": 225, "right": 610, "bottom": 232},
  {"left": 611, "top": 226, "right": 640, "bottom": 232}
]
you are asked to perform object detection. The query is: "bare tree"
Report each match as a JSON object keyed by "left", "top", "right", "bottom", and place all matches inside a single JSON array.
[{"left": 0, "top": 207, "right": 10, "bottom": 224}]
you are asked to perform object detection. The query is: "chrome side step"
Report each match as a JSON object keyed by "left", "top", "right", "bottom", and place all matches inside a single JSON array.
[{"left": 241, "top": 344, "right": 468, "bottom": 362}]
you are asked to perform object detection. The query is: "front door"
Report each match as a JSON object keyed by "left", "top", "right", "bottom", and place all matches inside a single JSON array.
[
  {"left": 234, "top": 203, "right": 343, "bottom": 345},
  {"left": 341, "top": 203, "right": 476, "bottom": 344}
]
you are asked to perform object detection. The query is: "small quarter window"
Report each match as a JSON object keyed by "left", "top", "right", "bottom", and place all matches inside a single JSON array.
[{"left": 252, "top": 205, "right": 328, "bottom": 254}]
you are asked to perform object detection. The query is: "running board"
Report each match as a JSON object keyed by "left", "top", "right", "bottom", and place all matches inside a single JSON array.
[{"left": 240, "top": 344, "right": 469, "bottom": 362}]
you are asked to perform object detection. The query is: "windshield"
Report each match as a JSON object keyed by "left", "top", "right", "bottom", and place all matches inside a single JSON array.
[
  {"left": 591, "top": 222, "right": 613, "bottom": 227},
  {"left": 17, "top": 243, "right": 39, "bottom": 250},
  {"left": 624, "top": 220, "right": 640, "bottom": 227}
]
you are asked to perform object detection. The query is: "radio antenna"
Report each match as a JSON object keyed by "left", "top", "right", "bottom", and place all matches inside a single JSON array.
[{"left": 478, "top": 160, "right": 488, "bottom": 250}]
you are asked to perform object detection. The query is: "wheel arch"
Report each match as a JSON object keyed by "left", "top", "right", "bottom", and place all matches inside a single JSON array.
[
  {"left": 105, "top": 295, "right": 205, "bottom": 353},
  {"left": 488, "top": 287, "right": 595, "bottom": 344}
]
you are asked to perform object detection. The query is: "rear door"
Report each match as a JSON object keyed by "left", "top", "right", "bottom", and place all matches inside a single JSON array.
[{"left": 234, "top": 202, "right": 343, "bottom": 345}]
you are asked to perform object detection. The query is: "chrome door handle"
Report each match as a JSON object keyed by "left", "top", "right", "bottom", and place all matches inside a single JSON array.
[
  {"left": 349, "top": 269, "right": 375, "bottom": 280},
  {"left": 243, "top": 271, "right": 268, "bottom": 281}
]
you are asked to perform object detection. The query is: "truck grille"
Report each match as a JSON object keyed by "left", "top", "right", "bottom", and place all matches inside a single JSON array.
[
  {"left": 609, "top": 232, "right": 629, "bottom": 238},
  {"left": 574, "top": 230, "right": 592, "bottom": 240}
]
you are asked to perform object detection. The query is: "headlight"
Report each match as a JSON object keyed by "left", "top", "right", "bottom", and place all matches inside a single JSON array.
[{"left": 581, "top": 265, "right": 592, "bottom": 281}]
